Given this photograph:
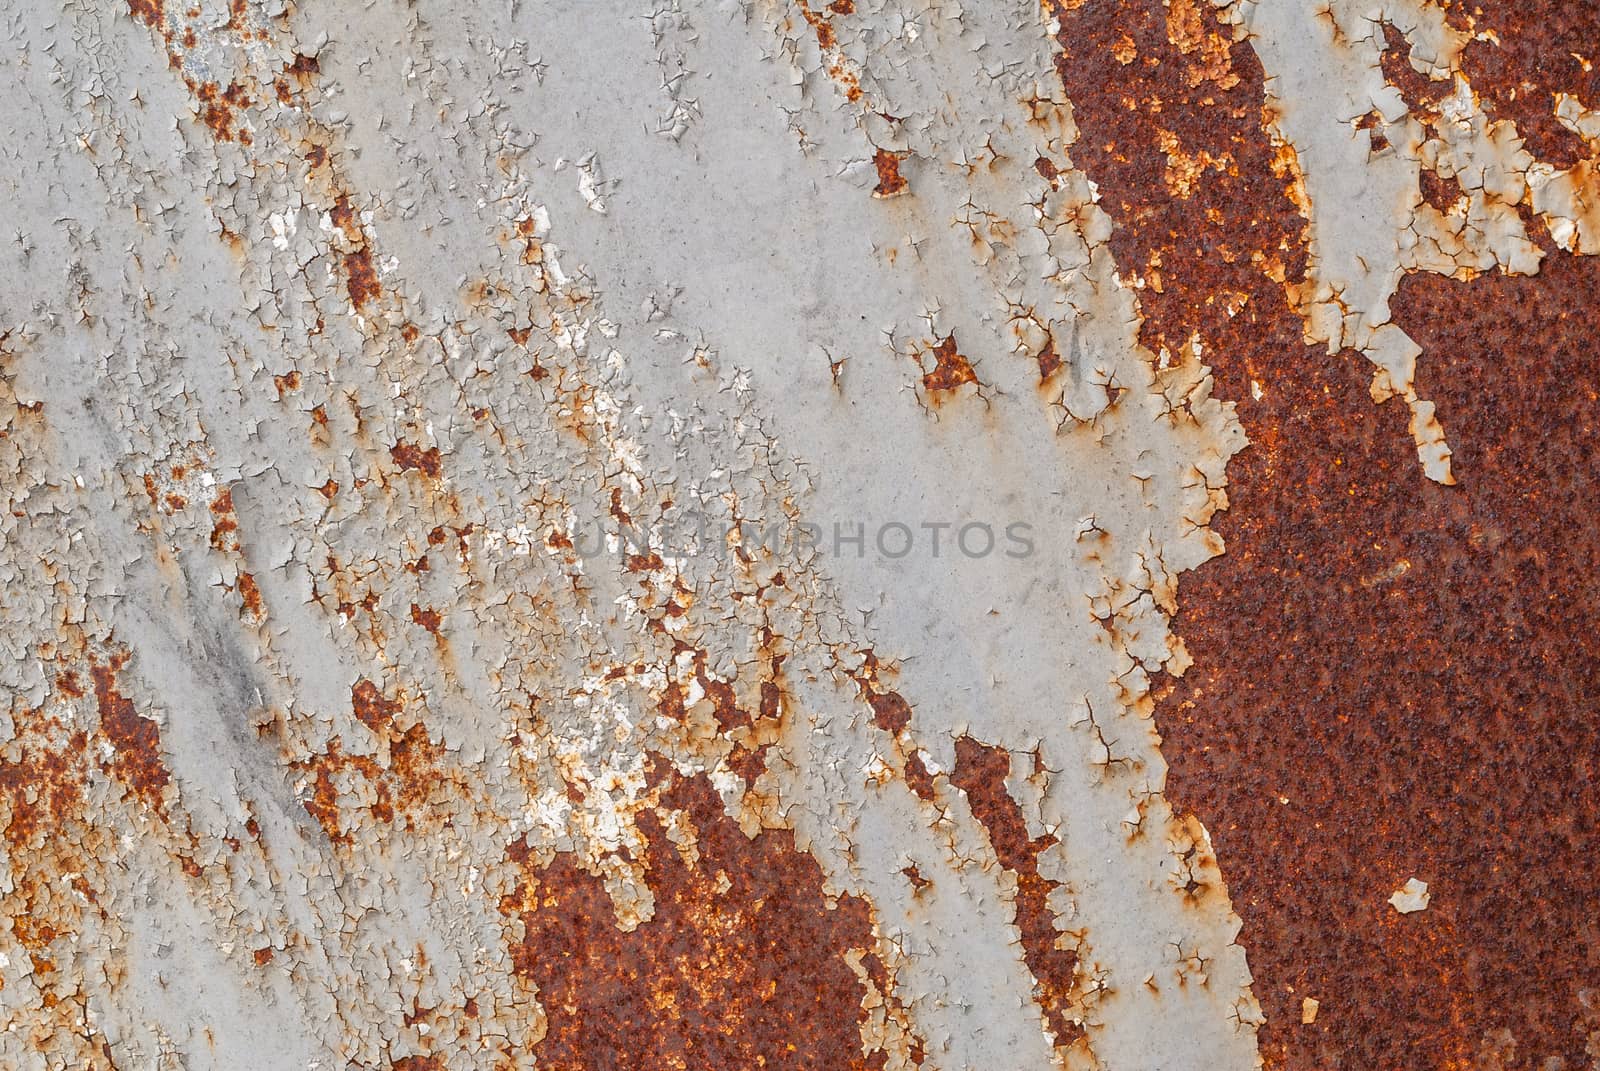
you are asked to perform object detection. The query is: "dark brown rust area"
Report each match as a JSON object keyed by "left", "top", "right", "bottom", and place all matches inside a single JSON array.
[
  {"left": 949, "top": 737, "right": 1083, "bottom": 1052},
  {"left": 1434, "top": 1, "right": 1599, "bottom": 169},
  {"left": 503, "top": 770, "right": 903, "bottom": 1070},
  {"left": 1054, "top": 1, "right": 1600, "bottom": 1067}
]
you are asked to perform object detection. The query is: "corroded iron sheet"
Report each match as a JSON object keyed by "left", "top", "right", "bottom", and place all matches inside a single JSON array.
[{"left": 0, "top": 1, "right": 1596, "bottom": 1069}]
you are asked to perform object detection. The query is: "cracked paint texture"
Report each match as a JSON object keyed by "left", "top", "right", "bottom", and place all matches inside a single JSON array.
[{"left": 0, "top": 1, "right": 1595, "bottom": 1070}]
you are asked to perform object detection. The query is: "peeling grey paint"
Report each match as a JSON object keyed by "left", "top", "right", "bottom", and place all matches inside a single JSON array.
[{"left": 0, "top": 1, "right": 1334, "bottom": 1068}]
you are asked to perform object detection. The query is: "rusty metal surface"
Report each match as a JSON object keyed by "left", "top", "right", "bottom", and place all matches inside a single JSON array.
[
  {"left": 0, "top": 0, "right": 1596, "bottom": 1069},
  {"left": 1052, "top": 0, "right": 1600, "bottom": 1067}
]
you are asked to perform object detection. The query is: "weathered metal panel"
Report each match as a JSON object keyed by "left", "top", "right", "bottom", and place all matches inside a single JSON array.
[{"left": 0, "top": 0, "right": 1595, "bottom": 1069}]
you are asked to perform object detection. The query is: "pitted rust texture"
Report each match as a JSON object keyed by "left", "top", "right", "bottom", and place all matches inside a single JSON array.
[
  {"left": 501, "top": 767, "right": 920, "bottom": 1071},
  {"left": 1055, "top": 0, "right": 1600, "bottom": 1066},
  {"left": 1049, "top": 0, "right": 1310, "bottom": 377},
  {"left": 1434, "top": 0, "right": 1599, "bottom": 169},
  {"left": 948, "top": 738, "right": 1088, "bottom": 1059}
]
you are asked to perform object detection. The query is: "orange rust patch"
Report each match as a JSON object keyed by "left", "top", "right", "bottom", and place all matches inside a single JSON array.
[
  {"left": 796, "top": 0, "right": 838, "bottom": 50},
  {"left": 625, "top": 551, "right": 664, "bottom": 573},
  {"left": 920, "top": 335, "right": 977, "bottom": 394},
  {"left": 345, "top": 248, "right": 381, "bottom": 307},
  {"left": 0, "top": 734, "right": 88, "bottom": 852},
  {"left": 126, "top": 0, "right": 163, "bottom": 29},
  {"left": 352, "top": 679, "right": 402, "bottom": 733},
  {"left": 872, "top": 149, "right": 908, "bottom": 198},
  {"left": 950, "top": 737, "right": 1084, "bottom": 1052},
  {"left": 193, "top": 81, "right": 253, "bottom": 142},
  {"left": 235, "top": 570, "right": 264, "bottom": 618},
  {"left": 298, "top": 718, "right": 447, "bottom": 843},
  {"left": 390, "top": 441, "right": 442, "bottom": 478},
  {"left": 91, "top": 658, "right": 170, "bottom": 810},
  {"left": 210, "top": 487, "right": 240, "bottom": 551},
  {"left": 502, "top": 769, "right": 910, "bottom": 1069}
]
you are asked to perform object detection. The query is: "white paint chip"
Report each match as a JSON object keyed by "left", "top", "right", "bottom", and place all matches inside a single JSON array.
[{"left": 1388, "top": 877, "right": 1431, "bottom": 914}]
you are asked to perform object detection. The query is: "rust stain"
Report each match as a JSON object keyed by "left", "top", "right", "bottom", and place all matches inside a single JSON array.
[
  {"left": 1053, "top": 0, "right": 1600, "bottom": 1066},
  {"left": 1440, "top": 0, "right": 1598, "bottom": 169},
  {"left": 345, "top": 248, "right": 382, "bottom": 307},
  {"left": 949, "top": 737, "right": 1087, "bottom": 1055},
  {"left": 872, "top": 149, "right": 908, "bottom": 199},
  {"left": 919, "top": 335, "right": 977, "bottom": 395},
  {"left": 390, "top": 440, "right": 443, "bottom": 478},
  {"left": 91, "top": 656, "right": 171, "bottom": 811},
  {"left": 501, "top": 767, "right": 915, "bottom": 1070}
]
